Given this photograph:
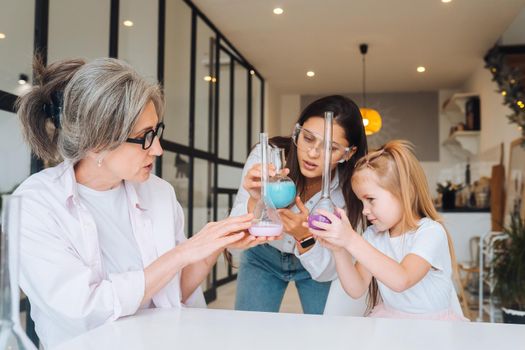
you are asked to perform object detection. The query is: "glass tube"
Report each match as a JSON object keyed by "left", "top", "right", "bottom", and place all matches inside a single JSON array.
[
  {"left": 307, "top": 112, "right": 340, "bottom": 229},
  {"left": 0, "top": 195, "right": 38, "bottom": 349},
  {"left": 267, "top": 147, "right": 296, "bottom": 208},
  {"left": 248, "top": 133, "right": 283, "bottom": 236}
]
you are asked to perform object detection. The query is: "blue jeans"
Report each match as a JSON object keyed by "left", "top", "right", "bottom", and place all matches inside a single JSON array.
[{"left": 234, "top": 244, "right": 331, "bottom": 314}]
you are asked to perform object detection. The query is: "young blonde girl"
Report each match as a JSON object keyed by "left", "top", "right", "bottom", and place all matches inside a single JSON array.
[{"left": 307, "top": 140, "right": 468, "bottom": 320}]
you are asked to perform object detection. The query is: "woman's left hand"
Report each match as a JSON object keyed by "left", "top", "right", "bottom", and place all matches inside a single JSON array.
[
  {"left": 278, "top": 196, "right": 310, "bottom": 241},
  {"left": 305, "top": 207, "right": 357, "bottom": 251}
]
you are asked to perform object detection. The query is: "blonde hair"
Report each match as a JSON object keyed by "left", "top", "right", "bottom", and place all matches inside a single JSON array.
[
  {"left": 17, "top": 57, "right": 164, "bottom": 163},
  {"left": 353, "top": 140, "right": 459, "bottom": 312}
]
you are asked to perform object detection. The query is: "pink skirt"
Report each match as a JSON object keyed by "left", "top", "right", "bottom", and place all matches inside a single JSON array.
[{"left": 368, "top": 303, "right": 469, "bottom": 321}]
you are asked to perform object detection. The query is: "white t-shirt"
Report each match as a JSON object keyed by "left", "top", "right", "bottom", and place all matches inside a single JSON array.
[
  {"left": 77, "top": 183, "right": 143, "bottom": 276},
  {"left": 363, "top": 218, "right": 458, "bottom": 314}
]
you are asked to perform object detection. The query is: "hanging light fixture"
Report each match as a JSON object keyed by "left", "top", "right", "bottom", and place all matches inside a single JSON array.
[{"left": 359, "top": 43, "right": 382, "bottom": 136}]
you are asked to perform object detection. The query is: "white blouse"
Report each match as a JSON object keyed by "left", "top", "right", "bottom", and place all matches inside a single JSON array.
[{"left": 15, "top": 161, "right": 204, "bottom": 349}]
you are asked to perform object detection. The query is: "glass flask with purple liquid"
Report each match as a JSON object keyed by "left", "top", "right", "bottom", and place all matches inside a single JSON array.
[
  {"left": 248, "top": 133, "right": 283, "bottom": 237},
  {"left": 307, "top": 111, "right": 341, "bottom": 230}
]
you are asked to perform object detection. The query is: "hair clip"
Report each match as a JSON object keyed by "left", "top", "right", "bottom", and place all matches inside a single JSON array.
[{"left": 42, "top": 91, "right": 63, "bottom": 129}]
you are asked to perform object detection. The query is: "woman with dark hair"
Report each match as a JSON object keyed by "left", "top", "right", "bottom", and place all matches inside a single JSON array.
[{"left": 231, "top": 95, "right": 368, "bottom": 314}]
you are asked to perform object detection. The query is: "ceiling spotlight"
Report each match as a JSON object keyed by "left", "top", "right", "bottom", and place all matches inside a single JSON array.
[
  {"left": 0, "top": 33, "right": 6, "bottom": 39},
  {"left": 417, "top": 66, "right": 426, "bottom": 73},
  {"left": 306, "top": 71, "right": 315, "bottom": 77},
  {"left": 204, "top": 76, "right": 212, "bottom": 82},
  {"left": 18, "top": 73, "right": 29, "bottom": 85},
  {"left": 441, "top": 0, "right": 452, "bottom": 3},
  {"left": 123, "top": 20, "right": 134, "bottom": 27},
  {"left": 273, "top": 8, "right": 284, "bottom": 15}
]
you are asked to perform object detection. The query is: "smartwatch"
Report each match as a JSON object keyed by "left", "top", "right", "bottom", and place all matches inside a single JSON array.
[{"left": 297, "top": 235, "right": 316, "bottom": 249}]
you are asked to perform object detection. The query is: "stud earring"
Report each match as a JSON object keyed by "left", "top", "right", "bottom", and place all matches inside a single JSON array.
[{"left": 97, "top": 157, "right": 103, "bottom": 168}]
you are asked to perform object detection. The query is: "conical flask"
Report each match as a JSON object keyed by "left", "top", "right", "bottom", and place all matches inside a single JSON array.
[
  {"left": 307, "top": 112, "right": 340, "bottom": 229},
  {"left": 248, "top": 133, "right": 283, "bottom": 237},
  {"left": 267, "top": 147, "right": 296, "bottom": 209},
  {"left": 0, "top": 196, "right": 38, "bottom": 350}
]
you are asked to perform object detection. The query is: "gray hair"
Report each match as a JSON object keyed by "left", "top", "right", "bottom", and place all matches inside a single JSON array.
[{"left": 17, "top": 57, "right": 164, "bottom": 163}]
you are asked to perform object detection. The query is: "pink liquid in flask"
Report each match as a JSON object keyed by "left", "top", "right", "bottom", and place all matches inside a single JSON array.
[{"left": 249, "top": 223, "right": 283, "bottom": 237}]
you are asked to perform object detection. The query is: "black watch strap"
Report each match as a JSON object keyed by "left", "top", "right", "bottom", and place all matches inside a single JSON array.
[{"left": 299, "top": 235, "right": 316, "bottom": 249}]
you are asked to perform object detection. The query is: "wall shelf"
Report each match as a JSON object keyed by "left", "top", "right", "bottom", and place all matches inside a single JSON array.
[
  {"left": 442, "top": 92, "right": 479, "bottom": 125},
  {"left": 442, "top": 130, "right": 480, "bottom": 158}
]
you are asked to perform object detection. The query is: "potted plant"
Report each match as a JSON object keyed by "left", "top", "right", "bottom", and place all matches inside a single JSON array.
[
  {"left": 492, "top": 211, "right": 525, "bottom": 324},
  {"left": 436, "top": 181, "right": 463, "bottom": 210}
]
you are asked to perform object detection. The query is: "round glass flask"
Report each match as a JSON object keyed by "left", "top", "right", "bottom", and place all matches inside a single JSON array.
[
  {"left": 307, "top": 111, "right": 341, "bottom": 229},
  {"left": 248, "top": 133, "right": 284, "bottom": 237},
  {"left": 267, "top": 147, "right": 296, "bottom": 209}
]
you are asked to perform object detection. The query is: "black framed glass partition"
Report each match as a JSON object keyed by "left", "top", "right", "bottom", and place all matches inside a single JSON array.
[
  {"left": 160, "top": 1, "right": 266, "bottom": 301},
  {"left": 1, "top": 0, "right": 265, "bottom": 311}
]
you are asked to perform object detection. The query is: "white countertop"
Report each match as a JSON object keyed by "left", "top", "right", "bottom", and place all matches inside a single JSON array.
[{"left": 54, "top": 307, "right": 525, "bottom": 350}]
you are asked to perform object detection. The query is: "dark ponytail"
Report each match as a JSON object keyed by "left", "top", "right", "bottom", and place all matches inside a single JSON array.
[{"left": 16, "top": 57, "right": 85, "bottom": 162}]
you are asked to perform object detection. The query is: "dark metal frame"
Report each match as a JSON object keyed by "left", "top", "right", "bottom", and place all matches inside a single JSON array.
[
  {"left": 109, "top": 0, "right": 119, "bottom": 58},
  {"left": 161, "top": 1, "right": 264, "bottom": 302}
]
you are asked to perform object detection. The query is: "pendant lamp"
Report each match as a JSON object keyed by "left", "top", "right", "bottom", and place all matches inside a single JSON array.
[{"left": 359, "top": 43, "right": 382, "bottom": 136}]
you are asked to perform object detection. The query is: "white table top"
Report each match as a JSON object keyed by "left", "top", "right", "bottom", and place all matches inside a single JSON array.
[{"left": 55, "top": 307, "right": 525, "bottom": 350}]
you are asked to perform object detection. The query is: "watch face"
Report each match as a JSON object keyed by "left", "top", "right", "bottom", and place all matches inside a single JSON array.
[{"left": 300, "top": 236, "right": 315, "bottom": 248}]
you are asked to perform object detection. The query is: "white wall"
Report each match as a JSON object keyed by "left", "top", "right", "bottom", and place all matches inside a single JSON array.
[
  {"left": 462, "top": 60, "right": 521, "bottom": 173},
  {"left": 279, "top": 94, "right": 301, "bottom": 137},
  {"left": 264, "top": 82, "right": 282, "bottom": 137},
  {"left": 48, "top": 0, "right": 110, "bottom": 62},
  {"left": 501, "top": 8, "right": 525, "bottom": 45},
  {"left": 0, "top": 110, "right": 31, "bottom": 193}
]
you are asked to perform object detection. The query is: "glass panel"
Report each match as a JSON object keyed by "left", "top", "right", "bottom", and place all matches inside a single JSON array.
[
  {"left": 193, "top": 158, "right": 213, "bottom": 236},
  {"left": 118, "top": 0, "right": 158, "bottom": 81},
  {"left": 218, "top": 165, "right": 242, "bottom": 190},
  {"left": 215, "top": 194, "right": 232, "bottom": 283},
  {"left": 0, "top": 110, "right": 31, "bottom": 195},
  {"left": 194, "top": 19, "right": 215, "bottom": 152},
  {"left": 217, "top": 193, "right": 231, "bottom": 221},
  {"left": 251, "top": 75, "right": 262, "bottom": 148},
  {"left": 233, "top": 62, "right": 247, "bottom": 163},
  {"left": 48, "top": 0, "right": 109, "bottom": 62},
  {"left": 218, "top": 49, "right": 231, "bottom": 160},
  {"left": 164, "top": 0, "right": 191, "bottom": 145},
  {"left": 0, "top": 1, "right": 34, "bottom": 95},
  {"left": 161, "top": 151, "right": 189, "bottom": 238},
  {"left": 221, "top": 40, "right": 242, "bottom": 63}
]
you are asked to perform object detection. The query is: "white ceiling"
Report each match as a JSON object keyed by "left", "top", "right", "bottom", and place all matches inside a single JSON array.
[{"left": 193, "top": 0, "right": 525, "bottom": 94}]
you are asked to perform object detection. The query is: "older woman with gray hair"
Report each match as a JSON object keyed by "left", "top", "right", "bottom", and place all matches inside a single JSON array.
[{"left": 14, "top": 57, "right": 257, "bottom": 349}]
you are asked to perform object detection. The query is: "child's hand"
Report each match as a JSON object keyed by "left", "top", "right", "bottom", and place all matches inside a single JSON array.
[{"left": 304, "top": 208, "right": 356, "bottom": 251}]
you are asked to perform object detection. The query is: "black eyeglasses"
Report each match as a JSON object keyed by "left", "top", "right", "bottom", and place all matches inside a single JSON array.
[{"left": 126, "top": 122, "right": 165, "bottom": 150}]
